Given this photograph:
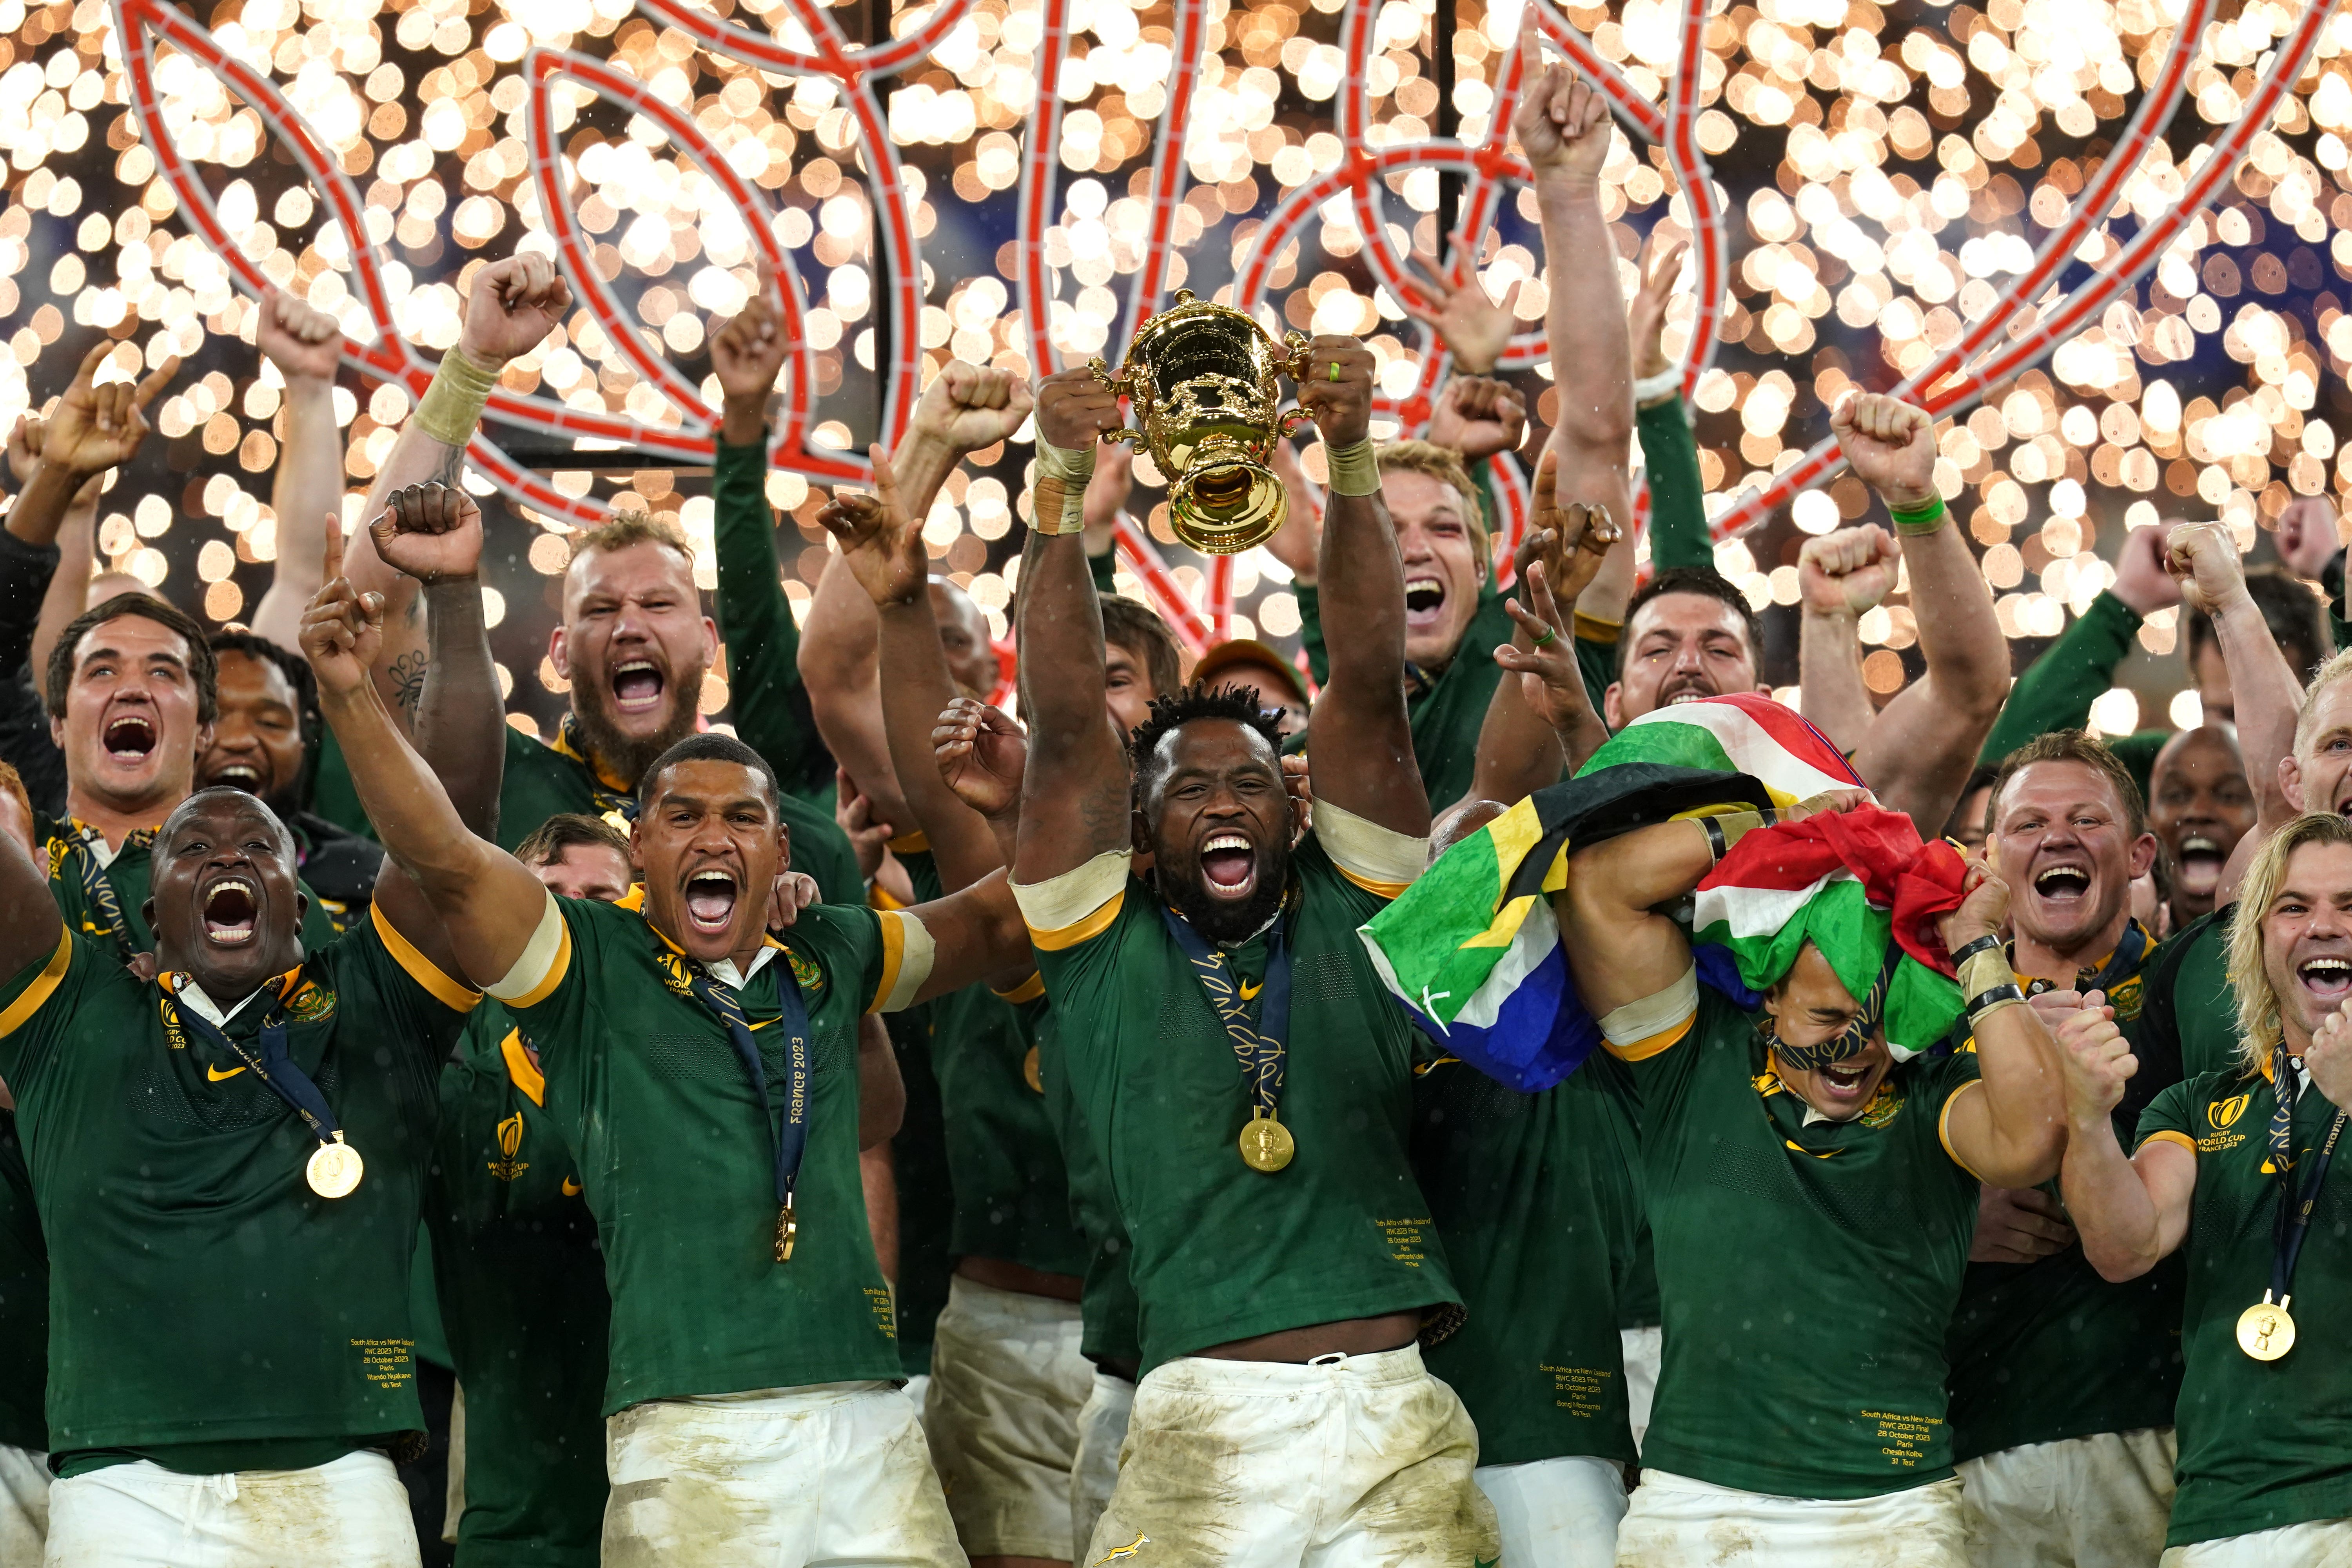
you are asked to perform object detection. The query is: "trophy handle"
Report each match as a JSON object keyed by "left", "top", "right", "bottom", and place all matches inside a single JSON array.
[
  {"left": 1087, "top": 355, "right": 1134, "bottom": 396},
  {"left": 1277, "top": 408, "right": 1314, "bottom": 439},
  {"left": 1278, "top": 331, "right": 1316, "bottom": 384}
]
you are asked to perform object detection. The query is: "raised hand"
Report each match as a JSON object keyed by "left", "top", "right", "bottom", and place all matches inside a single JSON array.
[
  {"left": 1035, "top": 364, "right": 1126, "bottom": 450},
  {"left": 1513, "top": 63, "right": 1612, "bottom": 180},
  {"left": 816, "top": 444, "right": 927, "bottom": 608},
  {"left": 459, "top": 252, "right": 573, "bottom": 367},
  {"left": 2108, "top": 521, "right": 2183, "bottom": 617},
  {"left": 833, "top": 769, "right": 894, "bottom": 882},
  {"left": 1492, "top": 559, "right": 1593, "bottom": 741},
  {"left": 1629, "top": 232, "right": 1691, "bottom": 388},
  {"left": 367, "top": 481, "right": 483, "bottom": 585},
  {"left": 3, "top": 415, "right": 36, "bottom": 486},
  {"left": 299, "top": 521, "right": 385, "bottom": 699},
  {"left": 765, "top": 869, "right": 821, "bottom": 931},
  {"left": 911, "top": 360, "right": 1034, "bottom": 455},
  {"left": 39, "top": 341, "right": 181, "bottom": 479},
  {"left": 255, "top": 286, "right": 343, "bottom": 382},
  {"left": 1426, "top": 375, "right": 1528, "bottom": 462},
  {"left": 1938, "top": 853, "right": 2013, "bottom": 953},
  {"left": 1831, "top": 392, "right": 1937, "bottom": 511},
  {"left": 711, "top": 283, "right": 788, "bottom": 406},
  {"left": 2278, "top": 497, "right": 2343, "bottom": 581},
  {"left": 2054, "top": 988, "right": 2135, "bottom": 1123},
  {"left": 1403, "top": 245, "right": 1521, "bottom": 374},
  {"left": 2305, "top": 998, "right": 2352, "bottom": 1110},
  {"left": 1781, "top": 787, "right": 1873, "bottom": 826},
  {"left": 2165, "top": 519, "right": 2249, "bottom": 616},
  {"left": 1798, "top": 525, "right": 1900, "bottom": 619},
  {"left": 1293, "top": 334, "right": 1376, "bottom": 448},
  {"left": 933, "top": 695, "right": 1027, "bottom": 820},
  {"left": 1512, "top": 446, "right": 1619, "bottom": 606}
]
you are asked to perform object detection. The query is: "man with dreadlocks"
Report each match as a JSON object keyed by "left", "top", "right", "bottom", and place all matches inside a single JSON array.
[
  {"left": 1557, "top": 786, "right": 2079, "bottom": 1566},
  {"left": 1010, "top": 347, "right": 1495, "bottom": 1562}
]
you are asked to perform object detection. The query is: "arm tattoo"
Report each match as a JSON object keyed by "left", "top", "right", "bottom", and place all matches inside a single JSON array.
[{"left": 389, "top": 650, "right": 427, "bottom": 713}]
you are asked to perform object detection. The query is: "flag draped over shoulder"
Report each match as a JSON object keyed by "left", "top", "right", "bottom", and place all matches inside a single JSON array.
[{"left": 1358, "top": 693, "right": 1967, "bottom": 1090}]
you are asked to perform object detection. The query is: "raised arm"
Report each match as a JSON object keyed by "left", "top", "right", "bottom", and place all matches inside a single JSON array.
[
  {"left": 1519, "top": 66, "right": 1637, "bottom": 623},
  {"left": 301, "top": 526, "right": 546, "bottom": 992},
  {"left": 1012, "top": 368, "right": 1134, "bottom": 884},
  {"left": 4, "top": 416, "right": 95, "bottom": 680},
  {"left": 246, "top": 288, "right": 347, "bottom": 653},
  {"left": 1476, "top": 450, "right": 1618, "bottom": 797},
  {"left": 1795, "top": 525, "right": 1899, "bottom": 755},
  {"left": 1937, "top": 866, "right": 2067, "bottom": 1187},
  {"left": 797, "top": 361, "right": 1033, "bottom": 823},
  {"left": 1837, "top": 394, "right": 2008, "bottom": 831},
  {"left": 2170, "top": 521, "right": 2301, "bottom": 834},
  {"left": 1630, "top": 234, "right": 1711, "bottom": 576},
  {"left": 1978, "top": 530, "right": 2172, "bottom": 764},
  {"left": 6, "top": 343, "right": 175, "bottom": 557},
  {"left": 933, "top": 695, "right": 1025, "bottom": 877},
  {"left": 2056, "top": 999, "right": 2194, "bottom": 1281},
  {"left": 339, "top": 253, "right": 571, "bottom": 719}
]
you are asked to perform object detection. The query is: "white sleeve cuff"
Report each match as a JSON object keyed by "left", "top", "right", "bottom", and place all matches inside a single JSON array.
[
  {"left": 1312, "top": 798, "right": 1429, "bottom": 897},
  {"left": 487, "top": 891, "right": 565, "bottom": 1002},
  {"left": 1599, "top": 966, "right": 1698, "bottom": 1051},
  {"left": 876, "top": 909, "right": 937, "bottom": 1013},
  {"left": 1012, "top": 849, "right": 1132, "bottom": 938}
]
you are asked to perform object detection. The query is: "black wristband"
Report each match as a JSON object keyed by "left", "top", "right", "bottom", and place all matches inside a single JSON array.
[
  {"left": 1967, "top": 982, "right": 2026, "bottom": 1018},
  {"left": 1702, "top": 817, "right": 1726, "bottom": 862},
  {"left": 1759, "top": 804, "right": 1779, "bottom": 828},
  {"left": 1950, "top": 933, "right": 2004, "bottom": 969}
]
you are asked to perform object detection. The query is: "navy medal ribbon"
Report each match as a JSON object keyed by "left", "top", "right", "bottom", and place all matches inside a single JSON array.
[
  {"left": 1160, "top": 900, "right": 1294, "bottom": 1170},
  {"left": 163, "top": 969, "right": 360, "bottom": 1196},
  {"left": 2266, "top": 1038, "right": 2348, "bottom": 1312},
  {"left": 681, "top": 948, "right": 813, "bottom": 1262}
]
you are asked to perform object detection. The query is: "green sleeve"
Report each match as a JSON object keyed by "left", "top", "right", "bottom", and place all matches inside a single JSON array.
[
  {"left": 2106, "top": 730, "right": 2164, "bottom": 806},
  {"left": 2133, "top": 1076, "right": 2198, "bottom": 1153},
  {"left": 1636, "top": 398, "right": 1711, "bottom": 572},
  {"left": 1976, "top": 590, "right": 2143, "bottom": 766},
  {"left": 1296, "top": 581, "right": 1329, "bottom": 689},
  {"left": 1089, "top": 545, "right": 1118, "bottom": 596},
  {"left": 712, "top": 439, "right": 825, "bottom": 798},
  {"left": 1575, "top": 634, "right": 1615, "bottom": 730}
]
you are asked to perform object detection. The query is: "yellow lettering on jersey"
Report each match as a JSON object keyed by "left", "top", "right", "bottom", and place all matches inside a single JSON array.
[
  {"left": 1375, "top": 1216, "right": 1433, "bottom": 1267},
  {"left": 1541, "top": 1361, "right": 1612, "bottom": 1419},
  {"left": 352, "top": 1338, "right": 415, "bottom": 1391},
  {"left": 1862, "top": 1408, "right": 1942, "bottom": 1468}
]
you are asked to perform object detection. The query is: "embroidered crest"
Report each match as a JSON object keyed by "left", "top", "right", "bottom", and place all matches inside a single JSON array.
[
  {"left": 283, "top": 981, "right": 336, "bottom": 1024},
  {"left": 786, "top": 947, "right": 823, "bottom": 995},
  {"left": 1859, "top": 1083, "right": 1906, "bottom": 1128}
]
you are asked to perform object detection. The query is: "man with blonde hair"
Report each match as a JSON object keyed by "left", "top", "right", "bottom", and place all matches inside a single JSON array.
[{"left": 2062, "top": 810, "right": 2352, "bottom": 1564}]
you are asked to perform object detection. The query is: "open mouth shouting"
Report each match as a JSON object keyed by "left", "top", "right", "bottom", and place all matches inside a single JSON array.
[
  {"left": 2177, "top": 834, "right": 2226, "bottom": 899},
  {"left": 201, "top": 876, "right": 258, "bottom": 946},
  {"left": 1198, "top": 830, "right": 1259, "bottom": 902},
  {"left": 1403, "top": 576, "right": 1446, "bottom": 634},
  {"left": 104, "top": 712, "right": 157, "bottom": 764},
  {"left": 2299, "top": 954, "right": 2352, "bottom": 1004},
  {"left": 2032, "top": 864, "right": 2093, "bottom": 904},
  {"left": 683, "top": 867, "right": 739, "bottom": 936},
  {"left": 1815, "top": 1057, "right": 1877, "bottom": 1107},
  {"left": 207, "top": 759, "right": 265, "bottom": 794},
  {"left": 612, "top": 658, "right": 666, "bottom": 719}
]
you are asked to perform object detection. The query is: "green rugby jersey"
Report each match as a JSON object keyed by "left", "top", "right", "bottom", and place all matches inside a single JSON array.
[
  {"left": 0, "top": 912, "right": 476, "bottom": 1462},
  {"left": 39, "top": 811, "right": 345, "bottom": 957},
  {"left": 1944, "top": 933, "right": 2185, "bottom": 1461},
  {"left": 0, "top": 1112, "right": 44, "bottom": 1453},
  {"left": 503, "top": 895, "right": 917, "bottom": 1412},
  {"left": 1412, "top": 1051, "right": 1645, "bottom": 1467},
  {"left": 492, "top": 727, "right": 862, "bottom": 907},
  {"left": 886, "top": 1000, "right": 952, "bottom": 1378},
  {"left": 1622, "top": 983, "right": 1985, "bottom": 1498},
  {"left": 425, "top": 1000, "right": 607, "bottom": 1568},
  {"left": 2140, "top": 1062, "right": 2352, "bottom": 1546},
  {"left": 1037, "top": 1005, "right": 1142, "bottom": 1365},
  {"left": 1026, "top": 834, "right": 1455, "bottom": 1369},
  {"left": 2140, "top": 906, "right": 2241, "bottom": 1083},
  {"left": 900, "top": 848, "right": 1086, "bottom": 1279}
]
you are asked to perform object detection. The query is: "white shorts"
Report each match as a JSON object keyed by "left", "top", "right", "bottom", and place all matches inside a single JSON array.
[
  {"left": 925, "top": 1275, "right": 1092, "bottom": 1560},
  {"left": 2161, "top": 1517, "right": 2352, "bottom": 1567},
  {"left": 1085, "top": 1343, "right": 1497, "bottom": 1567},
  {"left": 0, "top": 1445, "right": 46, "bottom": 1566},
  {"left": 1618, "top": 1326, "right": 1661, "bottom": 1457},
  {"left": 1477, "top": 1454, "right": 1628, "bottom": 1568},
  {"left": 903, "top": 1374, "right": 931, "bottom": 1428},
  {"left": 1959, "top": 1427, "right": 2176, "bottom": 1568},
  {"left": 1617, "top": 1467, "right": 1967, "bottom": 1568},
  {"left": 442, "top": 1384, "right": 464, "bottom": 1547},
  {"left": 1071, "top": 1368, "right": 1135, "bottom": 1561},
  {"left": 43, "top": 1449, "right": 417, "bottom": 1568}
]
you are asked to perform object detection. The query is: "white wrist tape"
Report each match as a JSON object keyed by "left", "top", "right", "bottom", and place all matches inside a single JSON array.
[
  {"left": 1324, "top": 438, "right": 1381, "bottom": 497},
  {"left": 414, "top": 345, "right": 500, "bottom": 448},
  {"left": 1031, "top": 438, "right": 1096, "bottom": 535}
]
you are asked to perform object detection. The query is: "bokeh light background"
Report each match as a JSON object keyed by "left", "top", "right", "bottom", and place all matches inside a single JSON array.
[{"left": 0, "top": 0, "right": 2347, "bottom": 738}]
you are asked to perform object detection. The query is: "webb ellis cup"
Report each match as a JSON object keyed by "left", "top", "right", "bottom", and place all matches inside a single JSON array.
[{"left": 1089, "top": 288, "right": 1321, "bottom": 555}]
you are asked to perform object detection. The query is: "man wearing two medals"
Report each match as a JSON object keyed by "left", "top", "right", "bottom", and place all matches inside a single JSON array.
[
  {"left": 2064, "top": 811, "right": 2352, "bottom": 1565},
  {"left": 0, "top": 493, "right": 503, "bottom": 1563},
  {"left": 1012, "top": 347, "right": 1497, "bottom": 1563},
  {"left": 300, "top": 510, "right": 1034, "bottom": 1564}
]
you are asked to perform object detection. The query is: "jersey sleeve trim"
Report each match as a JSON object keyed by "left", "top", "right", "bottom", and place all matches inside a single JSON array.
[
  {"left": 1013, "top": 849, "right": 1131, "bottom": 951},
  {"left": 499, "top": 1028, "right": 546, "bottom": 1108},
  {"left": 888, "top": 829, "right": 930, "bottom": 853},
  {"left": 1312, "top": 797, "right": 1429, "bottom": 900},
  {"left": 1599, "top": 967, "right": 1698, "bottom": 1061},
  {"left": 992, "top": 971, "right": 1044, "bottom": 1004},
  {"left": 374, "top": 905, "right": 483, "bottom": 1014},
  {"left": 871, "top": 909, "right": 936, "bottom": 1014},
  {"left": 486, "top": 892, "right": 570, "bottom": 1007},
  {"left": 1938, "top": 1079, "right": 1990, "bottom": 1180},
  {"left": 2137, "top": 1128, "right": 2197, "bottom": 1156},
  {"left": 0, "top": 926, "right": 71, "bottom": 1038}
]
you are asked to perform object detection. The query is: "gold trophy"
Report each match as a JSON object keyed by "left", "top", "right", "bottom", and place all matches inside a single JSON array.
[{"left": 1089, "top": 289, "right": 1318, "bottom": 555}]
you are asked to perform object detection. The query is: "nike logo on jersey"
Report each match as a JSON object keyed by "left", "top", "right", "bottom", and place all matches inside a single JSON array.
[
  {"left": 1784, "top": 1139, "right": 1839, "bottom": 1159},
  {"left": 1240, "top": 979, "right": 1261, "bottom": 1001},
  {"left": 561, "top": 1177, "right": 583, "bottom": 1196},
  {"left": 207, "top": 1063, "right": 246, "bottom": 1082}
]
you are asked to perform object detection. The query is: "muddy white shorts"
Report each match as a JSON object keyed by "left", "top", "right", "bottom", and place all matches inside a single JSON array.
[
  {"left": 1616, "top": 1467, "right": 1967, "bottom": 1567},
  {"left": 1960, "top": 1427, "right": 2176, "bottom": 1568},
  {"left": 925, "top": 1275, "right": 1093, "bottom": 1561},
  {"left": 1476, "top": 1454, "right": 1628, "bottom": 1568},
  {"left": 2161, "top": 1518, "right": 2352, "bottom": 1567},
  {"left": 0, "top": 1444, "right": 45, "bottom": 1565},
  {"left": 1618, "top": 1326, "right": 1661, "bottom": 1456},
  {"left": 1071, "top": 1367, "right": 1135, "bottom": 1559},
  {"left": 1083, "top": 1343, "right": 1497, "bottom": 1567},
  {"left": 42, "top": 1448, "right": 416, "bottom": 1568},
  {"left": 603, "top": 1380, "right": 964, "bottom": 1566}
]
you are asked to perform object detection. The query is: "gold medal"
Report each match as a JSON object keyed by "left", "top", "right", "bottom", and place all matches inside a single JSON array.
[
  {"left": 775, "top": 1202, "right": 797, "bottom": 1263},
  {"left": 1239, "top": 1110, "right": 1294, "bottom": 1172},
  {"left": 2238, "top": 1293, "right": 2296, "bottom": 1360},
  {"left": 305, "top": 1134, "right": 364, "bottom": 1200},
  {"left": 1023, "top": 1044, "right": 1043, "bottom": 1093}
]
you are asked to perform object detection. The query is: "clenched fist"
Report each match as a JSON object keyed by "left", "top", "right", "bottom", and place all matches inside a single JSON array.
[
  {"left": 1292, "top": 334, "right": 1376, "bottom": 449},
  {"left": 1798, "top": 525, "right": 1899, "bottom": 620},
  {"left": 1832, "top": 392, "right": 1936, "bottom": 512}
]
